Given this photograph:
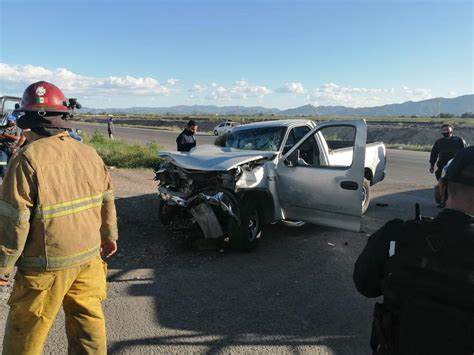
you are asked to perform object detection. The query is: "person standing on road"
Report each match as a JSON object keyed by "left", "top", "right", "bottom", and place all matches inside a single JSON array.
[
  {"left": 176, "top": 119, "right": 198, "bottom": 152},
  {"left": 0, "top": 81, "right": 119, "bottom": 354},
  {"left": 0, "top": 114, "right": 21, "bottom": 179},
  {"left": 429, "top": 123, "right": 466, "bottom": 180},
  {"left": 434, "top": 158, "right": 453, "bottom": 208},
  {"left": 107, "top": 115, "right": 115, "bottom": 139},
  {"left": 353, "top": 146, "right": 474, "bottom": 355}
]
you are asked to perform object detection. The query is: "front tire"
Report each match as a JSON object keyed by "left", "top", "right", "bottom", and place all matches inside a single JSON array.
[
  {"left": 230, "top": 198, "right": 262, "bottom": 252},
  {"left": 362, "top": 178, "right": 371, "bottom": 215},
  {"left": 213, "top": 130, "right": 218, "bottom": 136}
]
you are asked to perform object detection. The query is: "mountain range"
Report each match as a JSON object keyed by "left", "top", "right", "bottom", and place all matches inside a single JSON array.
[{"left": 83, "top": 94, "right": 474, "bottom": 117}]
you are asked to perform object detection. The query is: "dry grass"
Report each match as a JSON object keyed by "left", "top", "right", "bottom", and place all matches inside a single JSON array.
[{"left": 83, "top": 131, "right": 162, "bottom": 168}]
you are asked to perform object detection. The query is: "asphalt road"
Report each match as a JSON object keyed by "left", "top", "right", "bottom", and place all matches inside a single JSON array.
[
  {"left": 74, "top": 122, "right": 218, "bottom": 148},
  {"left": 0, "top": 123, "right": 440, "bottom": 354},
  {"left": 75, "top": 121, "right": 432, "bottom": 184}
]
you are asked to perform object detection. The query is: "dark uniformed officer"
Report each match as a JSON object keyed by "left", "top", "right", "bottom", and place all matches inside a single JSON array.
[
  {"left": 429, "top": 124, "right": 466, "bottom": 180},
  {"left": 354, "top": 146, "right": 474, "bottom": 355},
  {"left": 176, "top": 119, "right": 198, "bottom": 152}
]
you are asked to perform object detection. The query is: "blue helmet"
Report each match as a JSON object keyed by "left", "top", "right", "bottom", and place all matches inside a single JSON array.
[{"left": 6, "top": 114, "right": 17, "bottom": 123}]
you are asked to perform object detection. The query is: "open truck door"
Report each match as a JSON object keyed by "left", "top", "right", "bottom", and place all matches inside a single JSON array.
[
  {"left": 276, "top": 120, "right": 367, "bottom": 232},
  {"left": 0, "top": 96, "right": 21, "bottom": 126}
]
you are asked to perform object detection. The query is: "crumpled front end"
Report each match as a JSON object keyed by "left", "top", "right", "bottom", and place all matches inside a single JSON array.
[
  {"left": 155, "top": 163, "right": 240, "bottom": 239},
  {"left": 155, "top": 158, "right": 269, "bottom": 240},
  {"left": 158, "top": 185, "right": 239, "bottom": 239}
]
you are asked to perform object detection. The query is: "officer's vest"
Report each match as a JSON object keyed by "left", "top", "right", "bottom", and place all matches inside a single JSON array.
[{"left": 382, "top": 218, "right": 474, "bottom": 354}]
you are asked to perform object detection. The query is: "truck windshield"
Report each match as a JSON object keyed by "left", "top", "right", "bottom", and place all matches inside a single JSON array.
[{"left": 226, "top": 127, "right": 286, "bottom": 151}]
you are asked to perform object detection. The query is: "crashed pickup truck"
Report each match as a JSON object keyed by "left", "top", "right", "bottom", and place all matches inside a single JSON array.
[{"left": 155, "top": 119, "right": 386, "bottom": 251}]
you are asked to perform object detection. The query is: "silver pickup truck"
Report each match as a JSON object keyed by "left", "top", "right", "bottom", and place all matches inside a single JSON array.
[{"left": 155, "top": 119, "right": 386, "bottom": 251}]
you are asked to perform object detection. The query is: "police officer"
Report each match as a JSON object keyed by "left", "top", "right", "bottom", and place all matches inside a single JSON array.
[
  {"left": 0, "top": 81, "right": 118, "bottom": 354},
  {"left": 176, "top": 119, "right": 198, "bottom": 152},
  {"left": 354, "top": 146, "right": 474, "bottom": 355},
  {"left": 429, "top": 123, "right": 466, "bottom": 180}
]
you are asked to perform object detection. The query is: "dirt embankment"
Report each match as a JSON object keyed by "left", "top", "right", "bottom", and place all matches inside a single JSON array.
[
  {"left": 367, "top": 124, "right": 473, "bottom": 145},
  {"left": 76, "top": 117, "right": 473, "bottom": 146}
]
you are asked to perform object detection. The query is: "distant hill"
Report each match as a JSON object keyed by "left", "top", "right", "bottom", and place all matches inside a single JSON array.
[
  {"left": 82, "top": 94, "right": 474, "bottom": 117},
  {"left": 280, "top": 95, "right": 474, "bottom": 117},
  {"left": 83, "top": 105, "right": 280, "bottom": 116}
]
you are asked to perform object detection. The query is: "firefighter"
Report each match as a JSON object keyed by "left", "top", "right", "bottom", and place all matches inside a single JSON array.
[
  {"left": 429, "top": 123, "right": 466, "bottom": 180},
  {"left": 176, "top": 119, "right": 198, "bottom": 152},
  {"left": 0, "top": 81, "right": 118, "bottom": 354},
  {"left": 353, "top": 146, "right": 474, "bottom": 354}
]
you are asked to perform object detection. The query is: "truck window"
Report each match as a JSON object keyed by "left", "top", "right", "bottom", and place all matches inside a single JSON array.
[
  {"left": 294, "top": 126, "right": 310, "bottom": 141},
  {"left": 321, "top": 126, "right": 355, "bottom": 151},
  {"left": 288, "top": 125, "right": 355, "bottom": 168},
  {"left": 226, "top": 127, "right": 287, "bottom": 151},
  {"left": 282, "top": 126, "right": 310, "bottom": 154}
]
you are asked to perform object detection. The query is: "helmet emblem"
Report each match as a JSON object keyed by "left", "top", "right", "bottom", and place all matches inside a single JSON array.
[{"left": 35, "top": 86, "right": 46, "bottom": 96}]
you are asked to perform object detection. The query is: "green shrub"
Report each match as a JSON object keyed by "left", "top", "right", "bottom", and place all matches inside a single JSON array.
[
  {"left": 386, "top": 143, "right": 431, "bottom": 152},
  {"left": 83, "top": 131, "right": 162, "bottom": 168}
]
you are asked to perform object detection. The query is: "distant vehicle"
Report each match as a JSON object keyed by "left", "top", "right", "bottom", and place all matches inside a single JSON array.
[{"left": 213, "top": 121, "right": 241, "bottom": 136}]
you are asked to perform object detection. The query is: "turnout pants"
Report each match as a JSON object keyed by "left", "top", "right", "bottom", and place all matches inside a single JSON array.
[{"left": 3, "top": 256, "right": 108, "bottom": 355}]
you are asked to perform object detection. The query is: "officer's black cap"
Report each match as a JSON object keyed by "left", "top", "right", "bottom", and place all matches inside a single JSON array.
[{"left": 444, "top": 146, "right": 474, "bottom": 186}]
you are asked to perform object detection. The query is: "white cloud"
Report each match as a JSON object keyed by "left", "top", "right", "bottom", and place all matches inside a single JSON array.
[
  {"left": 401, "top": 85, "right": 433, "bottom": 99},
  {"left": 206, "top": 80, "right": 272, "bottom": 100},
  {"left": 189, "top": 84, "right": 207, "bottom": 93},
  {"left": 0, "top": 63, "right": 173, "bottom": 97},
  {"left": 2, "top": 63, "right": 449, "bottom": 109},
  {"left": 166, "top": 78, "right": 179, "bottom": 86},
  {"left": 413, "top": 88, "right": 432, "bottom": 98},
  {"left": 308, "top": 83, "right": 434, "bottom": 107},
  {"left": 276, "top": 82, "right": 305, "bottom": 94},
  {"left": 308, "top": 83, "right": 386, "bottom": 107}
]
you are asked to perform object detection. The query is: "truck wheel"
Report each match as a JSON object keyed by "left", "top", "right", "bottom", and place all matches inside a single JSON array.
[
  {"left": 158, "top": 198, "right": 175, "bottom": 226},
  {"left": 230, "top": 199, "right": 262, "bottom": 251},
  {"left": 362, "top": 178, "right": 371, "bottom": 215}
]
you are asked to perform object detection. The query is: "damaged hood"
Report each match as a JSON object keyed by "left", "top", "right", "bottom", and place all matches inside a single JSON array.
[{"left": 159, "top": 145, "right": 276, "bottom": 171}]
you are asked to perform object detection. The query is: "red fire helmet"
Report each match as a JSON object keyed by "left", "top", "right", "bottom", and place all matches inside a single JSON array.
[{"left": 17, "top": 81, "right": 70, "bottom": 114}]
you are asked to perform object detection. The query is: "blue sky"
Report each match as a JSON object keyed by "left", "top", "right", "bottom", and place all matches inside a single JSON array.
[{"left": 0, "top": 0, "right": 472, "bottom": 109}]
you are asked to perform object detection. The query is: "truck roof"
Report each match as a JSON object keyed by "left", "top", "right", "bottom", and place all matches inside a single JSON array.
[{"left": 233, "top": 119, "right": 315, "bottom": 131}]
